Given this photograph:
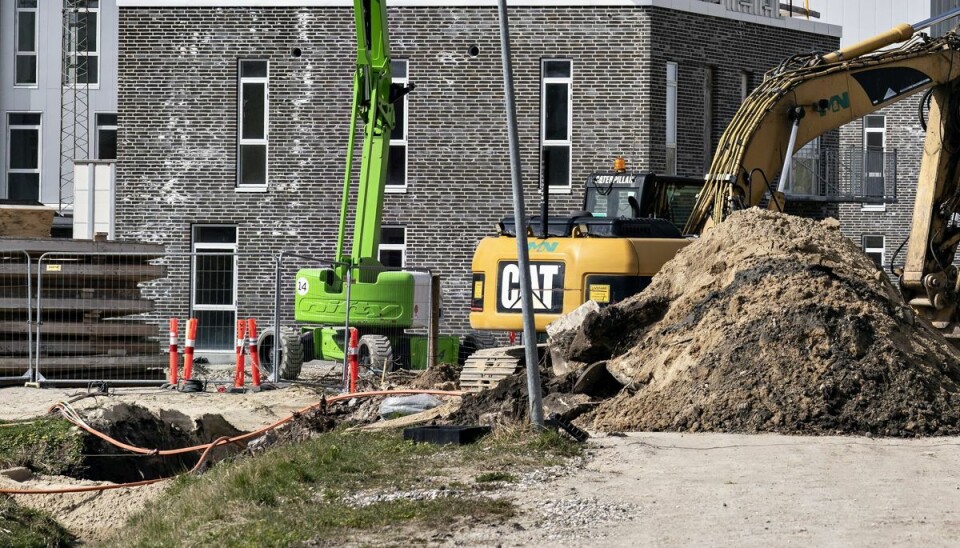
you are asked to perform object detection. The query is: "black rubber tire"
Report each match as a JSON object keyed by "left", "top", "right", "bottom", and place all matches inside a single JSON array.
[
  {"left": 358, "top": 334, "right": 394, "bottom": 374},
  {"left": 458, "top": 334, "right": 480, "bottom": 365},
  {"left": 256, "top": 328, "right": 304, "bottom": 380}
]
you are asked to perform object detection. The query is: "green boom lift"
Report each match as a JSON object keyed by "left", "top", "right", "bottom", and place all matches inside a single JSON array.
[{"left": 261, "top": 0, "right": 458, "bottom": 379}]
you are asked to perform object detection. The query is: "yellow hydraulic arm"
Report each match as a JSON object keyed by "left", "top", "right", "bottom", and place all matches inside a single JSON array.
[
  {"left": 684, "top": 20, "right": 960, "bottom": 340},
  {"left": 685, "top": 32, "right": 960, "bottom": 234}
]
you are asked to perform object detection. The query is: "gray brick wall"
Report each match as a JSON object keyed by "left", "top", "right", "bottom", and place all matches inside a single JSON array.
[
  {"left": 116, "top": 6, "right": 838, "bottom": 340},
  {"left": 837, "top": 97, "right": 925, "bottom": 273}
]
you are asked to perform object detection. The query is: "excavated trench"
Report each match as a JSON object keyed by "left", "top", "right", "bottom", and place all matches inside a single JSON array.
[{"left": 76, "top": 403, "right": 245, "bottom": 483}]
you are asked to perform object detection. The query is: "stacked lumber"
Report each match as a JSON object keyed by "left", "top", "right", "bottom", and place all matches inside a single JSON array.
[
  {"left": 0, "top": 238, "right": 167, "bottom": 381},
  {"left": 0, "top": 203, "right": 54, "bottom": 238}
]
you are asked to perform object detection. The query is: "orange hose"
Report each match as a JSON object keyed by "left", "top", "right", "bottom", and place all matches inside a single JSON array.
[{"left": 1, "top": 389, "right": 462, "bottom": 495}]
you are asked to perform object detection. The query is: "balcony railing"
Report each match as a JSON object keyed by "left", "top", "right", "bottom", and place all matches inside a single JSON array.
[{"left": 781, "top": 146, "right": 898, "bottom": 204}]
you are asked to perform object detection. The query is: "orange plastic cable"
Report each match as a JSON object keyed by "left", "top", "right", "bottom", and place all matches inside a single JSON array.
[
  {"left": 0, "top": 436, "right": 237, "bottom": 495},
  {"left": 3, "top": 389, "right": 463, "bottom": 495}
]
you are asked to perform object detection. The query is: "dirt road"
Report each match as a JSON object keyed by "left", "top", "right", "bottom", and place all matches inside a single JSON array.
[{"left": 454, "top": 432, "right": 960, "bottom": 547}]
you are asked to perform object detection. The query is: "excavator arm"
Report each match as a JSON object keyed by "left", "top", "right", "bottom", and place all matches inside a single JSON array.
[
  {"left": 684, "top": 18, "right": 960, "bottom": 342},
  {"left": 685, "top": 32, "right": 960, "bottom": 233}
]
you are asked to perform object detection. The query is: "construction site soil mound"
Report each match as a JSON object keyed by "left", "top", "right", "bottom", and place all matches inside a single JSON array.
[{"left": 573, "top": 209, "right": 960, "bottom": 436}]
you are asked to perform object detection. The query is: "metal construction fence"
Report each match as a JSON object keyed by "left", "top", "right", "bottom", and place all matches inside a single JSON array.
[
  {"left": 0, "top": 251, "right": 33, "bottom": 385},
  {"left": 1, "top": 248, "right": 447, "bottom": 389}
]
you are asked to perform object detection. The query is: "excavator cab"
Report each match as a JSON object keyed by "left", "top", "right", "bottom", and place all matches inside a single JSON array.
[{"left": 582, "top": 171, "right": 703, "bottom": 232}]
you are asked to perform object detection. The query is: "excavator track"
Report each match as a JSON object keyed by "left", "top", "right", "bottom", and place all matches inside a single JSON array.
[{"left": 459, "top": 345, "right": 526, "bottom": 392}]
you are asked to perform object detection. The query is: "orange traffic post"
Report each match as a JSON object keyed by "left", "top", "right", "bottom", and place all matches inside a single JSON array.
[
  {"left": 231, "top": 320, "right": 247, "bottom": 393},
  {"left": 348, "top": 327, "right": 359, "bottom": 393},
  {"left": 183, "top": 318, "right": 198, "bottom": 381},
  {"left": 168, "top": 318, "right": 179, "bottom": 386},
  {"left": 247, "top": 318, "right": 261, "bottom": 389}
]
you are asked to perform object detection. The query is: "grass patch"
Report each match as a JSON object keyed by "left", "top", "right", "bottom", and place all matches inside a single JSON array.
[
  {"left": 0, "top": 495, "right": 74, "bottom": 548},
  {"left": 109, "top": 426, "right": 578, "bottom": 547},
  {"left": 475, "top": 471, "right": 517, "bottom": 483},
  {"left": 0, "top": 418, "right": 85, "bottom": 476}
]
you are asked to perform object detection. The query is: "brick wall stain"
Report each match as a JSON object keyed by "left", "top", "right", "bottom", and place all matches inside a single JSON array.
[{"left": 117, "top": 6, "right": 838, "bottom": 336}]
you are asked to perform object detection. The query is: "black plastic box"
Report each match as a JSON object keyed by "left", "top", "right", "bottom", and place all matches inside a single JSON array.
[{"left": 403, "top": 425, "right": 492, "bottom": 446}]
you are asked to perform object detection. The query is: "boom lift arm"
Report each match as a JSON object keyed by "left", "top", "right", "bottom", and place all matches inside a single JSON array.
[
  {"left": 335, "top": 0, "right": 410, "bottom": 281},
  {"left": 684, "top": 13, "right": 960, "bottom": 340}
]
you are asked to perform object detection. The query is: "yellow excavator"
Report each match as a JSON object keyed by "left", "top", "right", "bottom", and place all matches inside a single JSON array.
[{"left": 463, "top": 8, "right": 960, "bottom": 390}]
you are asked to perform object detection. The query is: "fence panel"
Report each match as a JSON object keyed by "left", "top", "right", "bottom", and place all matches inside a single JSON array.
[
  {"left": 0, "top": 251, "right": 34, "bottom": 385},
  {"left": 34, "top": 251, "right": 278, "bottom": 387}
]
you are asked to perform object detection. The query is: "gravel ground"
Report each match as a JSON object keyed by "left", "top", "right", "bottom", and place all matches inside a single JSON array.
[{"left": 443, "top": 432, "right": 960, "bottom": 547}]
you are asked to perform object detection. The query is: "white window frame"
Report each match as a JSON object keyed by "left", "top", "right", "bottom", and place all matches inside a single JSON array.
[
  {"left": 862, "top": 234, "right": 885, "bottom": 267},
  {"left": 66, "top": 0, "right": 100, "bottom": 88},
  {"left": 666, "top": 62, "right": 678, "bottom": 175},
  {"left": 862, "top": 114, "right": 886, "bottom": 212},
  {"left": 14, "top": 0, "right": 39, "bottom": 88},
  {"left": 541, "top": 58, "right": 573, "bottom": 193},
  {"left": 378, "top": 225, "right": 407, "bottom": 268},
  {"left": 190, "top": 225, "right": 239, "bottom": 352},
  {"left": 387, "top": 59, "right": 409, "bottom": 193},
  {"left": 237, "top": 59, "right": 269, "bottom": 190},
  {"left": 6, "top": 112, "right": 42, "bottom": 202},
  {"left": 95, "top": 112, "right": 117, "bottom": 160}
]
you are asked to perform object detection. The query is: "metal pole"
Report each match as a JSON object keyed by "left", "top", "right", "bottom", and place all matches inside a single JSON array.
[
  {"left": 497, "top": 0, "right": 544, "bottom": 428},
  {"left": 777, "top": 114, "right": 802, "bottom": 193},
  {"left": 272, "top": 253, "right": 283, "bottom": 383},
  {"left": 24, "top": 251, "right": 34, "bottom": 383},
  {"left": 912, "top": 5, "right": 960, "bottom": 33},
  {"left": 342, "top": 264, "right": 352, "bottom": 391}
]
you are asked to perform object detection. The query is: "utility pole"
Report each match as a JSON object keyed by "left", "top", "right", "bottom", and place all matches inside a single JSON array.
[{"left": 497, "top": 0, "right": 545, "bottom": 428}]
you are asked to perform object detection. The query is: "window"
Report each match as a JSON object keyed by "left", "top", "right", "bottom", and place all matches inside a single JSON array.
[
  {"left": 15, "top": 0, "right": 38, "bottom": 86},
  {"left": 787, "top": 137, "right": 820, "bottom": 196},
  {"left": 862, "top": 235, "right": 885, "bottom": 268},
  {"left": 541, "top": 59, "right": 573, "bottom": 190},
  {"left": 65, "top": 0, "right": 100, "bottom": 85},
  {"left": 191, "top": 226, "right": 238, "bottom": 351},
  {"left": 703, "top": 66, "right": 714, "bottom": 173},
  {"left": 378, "top": 225, "right": 406, "bottom": 268},
  {"left": 740, "top": 71, "right": 751, "bottom": 102},
  {"left": 238, "top": 60, "right": 268, "bottom": 187},
  {"left": 6, "top": 113, "right": 41, "bottom": 202},
  {"left": 863, "top": 115, "right": 886, "bottom": 211},
  {"left": 96, "top": 113, "right": 117, "bottom": 160},
  {"left": 387, "top": 60, "right": 409, "bottom": 191},
  {"left": 666, "top": 62, "right": 678, "bottom": 175}
]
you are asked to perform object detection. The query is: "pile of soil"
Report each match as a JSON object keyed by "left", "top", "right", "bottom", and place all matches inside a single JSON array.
[
  {"left": 569, "top": 209, "right": 960, "bottom": 436},
  {"left": 410, "top": 362, "right": 462, "bottom": 390}
]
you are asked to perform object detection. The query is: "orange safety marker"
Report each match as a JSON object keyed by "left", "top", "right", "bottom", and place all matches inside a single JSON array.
[
  {"left": 246, "top": 318, "right": 261, "bottom": 389},
  {"left": 348, "top": 327, "right": 359, "bottom": 393},
  {"left": 183, "top": 318, "right": 198, "bottom": 381},
  {"left": 233, "top": 320, "right": 247, "bottom": 391},
  {"left": 168, "top": 318, "right": 179, "bottom": 385}
]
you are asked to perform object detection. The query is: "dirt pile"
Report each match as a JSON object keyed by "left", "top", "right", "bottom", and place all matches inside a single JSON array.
[{"left": 568, "top": 209, "right": 960, "bottom": 436}]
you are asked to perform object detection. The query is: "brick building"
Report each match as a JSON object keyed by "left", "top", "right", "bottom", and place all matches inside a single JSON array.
[{"left": 113, "top": 0, "right": 839, "bottom": 352}]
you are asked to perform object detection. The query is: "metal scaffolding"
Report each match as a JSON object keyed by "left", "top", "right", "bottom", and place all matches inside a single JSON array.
[{"left": 59, "top": 0, "right": 92, "bottom": 214}]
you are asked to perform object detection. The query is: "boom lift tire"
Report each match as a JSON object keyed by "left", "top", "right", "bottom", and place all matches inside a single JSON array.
[
  {"left": 358, "top": 334, "right": 394, "bottom": 374},
  {"left": 256, "top": 328, "right": 304, "bottom": 381}
]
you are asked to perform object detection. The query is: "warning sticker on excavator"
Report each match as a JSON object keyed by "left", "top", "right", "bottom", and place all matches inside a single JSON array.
[
  {"left": 473, "top": 280, "right": 483, "bottom": 299},
  {"left": 589, "top": 284, "right": 611, "bottom": 303}
]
